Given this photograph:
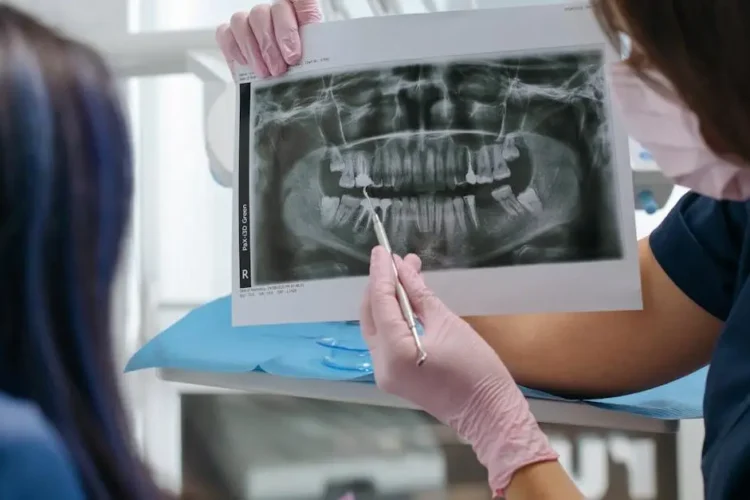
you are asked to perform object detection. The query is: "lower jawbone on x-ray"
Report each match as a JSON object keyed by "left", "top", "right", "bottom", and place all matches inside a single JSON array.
[{"left": 249, "top": 50, "right": 623, "bottom": 285}]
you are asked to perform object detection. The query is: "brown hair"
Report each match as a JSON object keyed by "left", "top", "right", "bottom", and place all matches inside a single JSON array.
[{"left": 592, "top": 1, "right": 750, "bottom": 164}]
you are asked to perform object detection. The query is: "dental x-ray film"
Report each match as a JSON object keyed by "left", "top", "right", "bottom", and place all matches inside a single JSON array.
[{"left": 232, "top": 3, "right": 642, "bottom": 326}]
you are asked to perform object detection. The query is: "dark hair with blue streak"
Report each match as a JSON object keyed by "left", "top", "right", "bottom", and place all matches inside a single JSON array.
[{"left": 0, "top": 6, "right": 178, "bottom": 499}]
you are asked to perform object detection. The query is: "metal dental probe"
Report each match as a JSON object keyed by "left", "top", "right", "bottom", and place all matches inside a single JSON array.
[{"left": 362, "top": 186, "right": 427, "bottom": 366}]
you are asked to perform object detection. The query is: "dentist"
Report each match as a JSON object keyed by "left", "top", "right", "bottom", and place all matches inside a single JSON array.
[{"left": 218, "top": 1, "right": 750, "bottom": 499}]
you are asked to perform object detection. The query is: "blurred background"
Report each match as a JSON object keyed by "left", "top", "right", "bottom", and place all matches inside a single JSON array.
[{"left": 10, "top": 0, "right": 702, "bottom": 498}]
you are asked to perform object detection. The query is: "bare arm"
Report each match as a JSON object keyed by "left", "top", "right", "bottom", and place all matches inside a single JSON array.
[
  {"left": 505, "top": 461, "right": 585, "bottom": 500},
  {"left": 465, "top": 238, "right": 723, "bottom": 398}
]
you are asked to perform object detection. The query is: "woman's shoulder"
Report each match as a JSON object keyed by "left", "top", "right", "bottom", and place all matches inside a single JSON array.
[
  {"left": 0, "top": 392, "right": 85, "bottom": 499},
  {"left": 0, "top": 392, "right": 54, "bottom": 439},
  {"left": 0, "top": 392, "right": 68, "bottom": 457}
]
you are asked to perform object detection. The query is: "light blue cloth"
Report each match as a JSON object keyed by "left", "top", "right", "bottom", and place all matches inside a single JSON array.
[{"left": 126, "top": 296, "right": 707, "bottom": 419}]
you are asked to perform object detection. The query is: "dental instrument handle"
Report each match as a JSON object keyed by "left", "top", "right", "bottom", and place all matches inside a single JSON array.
[
  {"left": 371, "top": 214, "right": 427, "bottom": 366},
  {"left": 396, "top": 281, "right": 428, "bottom": 366}
]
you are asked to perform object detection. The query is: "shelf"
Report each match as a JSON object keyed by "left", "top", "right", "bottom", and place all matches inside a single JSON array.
[{"left": 159, "top": 368, "right": 679, "bottom": 434}]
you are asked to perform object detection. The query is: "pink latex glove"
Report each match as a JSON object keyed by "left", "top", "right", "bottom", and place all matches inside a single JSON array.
[
  {"left": 215, "top": 0, "right": 322, "bottom": 77},
  {"left": 360, "top": 246, "right": 559, "bottom": 496}
]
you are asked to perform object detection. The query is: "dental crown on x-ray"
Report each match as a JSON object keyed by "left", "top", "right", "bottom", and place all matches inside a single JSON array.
[{"left": 249, "top": 51, "right": 619, "bottom": 284}]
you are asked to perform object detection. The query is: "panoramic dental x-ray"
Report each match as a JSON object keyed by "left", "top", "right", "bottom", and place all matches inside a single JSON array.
[{"left": 242, "top": 50, "right": 622, "bottom": 286}]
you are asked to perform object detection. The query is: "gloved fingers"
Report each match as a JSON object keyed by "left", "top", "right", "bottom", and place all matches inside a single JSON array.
[
  {"left": 229, "top": 11, "right": 269, "bottom": 77},
  {"left": 215, "top": 23, "right": 247, "bottom": 67},
  {"left": 290, "top": 0, "right": 324, "bottom": 24},
  {"left": 248, "top": 4, "right": 288, "bottom": 76},
  {"left": 393, "top": 254, "right": 421, "bottom": 273},
  {"left": 402, "top": 253, "right": 422, "bottom": 273},
  {"left": 395, "top": 258, "right": 445, "bottom": 324},
  {"left": 271, "top": 0, "right": 302, "bottom": 65},
  {"left": 359, "top": 282, "right": 377, "bottom": 341},
  {"left": 360, "top": 280, "right": 403, "bottom": 388},
  {"left": 369, "top": 246, "right": 410, "bottom": 335}
]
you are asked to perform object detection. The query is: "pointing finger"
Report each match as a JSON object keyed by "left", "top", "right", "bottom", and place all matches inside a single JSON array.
[
  {"left": 369, "top": 246, "right": 408, "bottom": 335},
  {"left": 359, "top": 281, "right": 376, "bottom": 341},
  {"left": 395, "top": 258, "right": 445, "bottom": 326},
  {"left": 402, "top": 253, "right": 422, "bottom": 273}
]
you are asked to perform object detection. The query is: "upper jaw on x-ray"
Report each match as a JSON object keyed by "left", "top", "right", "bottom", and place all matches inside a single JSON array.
[{"left": 251, "top": 52, "right": 615, "bottom": 283}]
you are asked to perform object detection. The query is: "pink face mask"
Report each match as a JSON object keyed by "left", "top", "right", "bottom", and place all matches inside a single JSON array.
[{"left": 608, "top": 62, "right": 750, "bottom": 201}]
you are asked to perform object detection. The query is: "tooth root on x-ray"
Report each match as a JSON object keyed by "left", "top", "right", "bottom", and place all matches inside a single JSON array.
[
  {"left": 463, "top": 195, "right": 479, "bottom": 228},
  {"left": 452, "top": 197, "right": 468, "bottom": 233},
  {"left": 246, "top": 50, "right": 623, "bottom": 285}
]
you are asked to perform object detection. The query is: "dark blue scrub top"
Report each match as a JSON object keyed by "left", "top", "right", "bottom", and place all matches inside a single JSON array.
[
  {"left": 0, "top": 393, "right": 84, "bottom": 499},
  {"left": 650, "top": 192, "right": 750, "bottom": 499}
]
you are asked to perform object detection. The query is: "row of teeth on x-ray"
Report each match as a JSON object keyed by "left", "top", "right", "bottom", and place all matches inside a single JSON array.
[
  {"left": 321, "top": 185, "right": 543, "bottom": 235},
  {"left": 332, "top": 139, "right": 521, "bottom": 190}
]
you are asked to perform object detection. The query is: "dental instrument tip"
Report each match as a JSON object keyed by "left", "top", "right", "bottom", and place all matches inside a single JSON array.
[
  {"left": 362, "top": 185, "right": 376, "bottom": 213},
  {"left": 410, "top": 325, "right": 427, "bottom": 367}
]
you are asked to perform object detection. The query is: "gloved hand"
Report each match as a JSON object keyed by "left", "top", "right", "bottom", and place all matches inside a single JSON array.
[
  {"left": 360, "top": 246, "right": 559, "bottom": 496},
  {"left": 216, "top": 0, "right": 322, "bottom": 77}
]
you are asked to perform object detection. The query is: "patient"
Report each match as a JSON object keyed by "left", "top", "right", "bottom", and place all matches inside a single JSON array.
[
  {"left": 0, "top": 7, "right": 377, "bottom": 500},
  {"left": 0, "top": 5, "right": 191, "bottom": 499}
]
